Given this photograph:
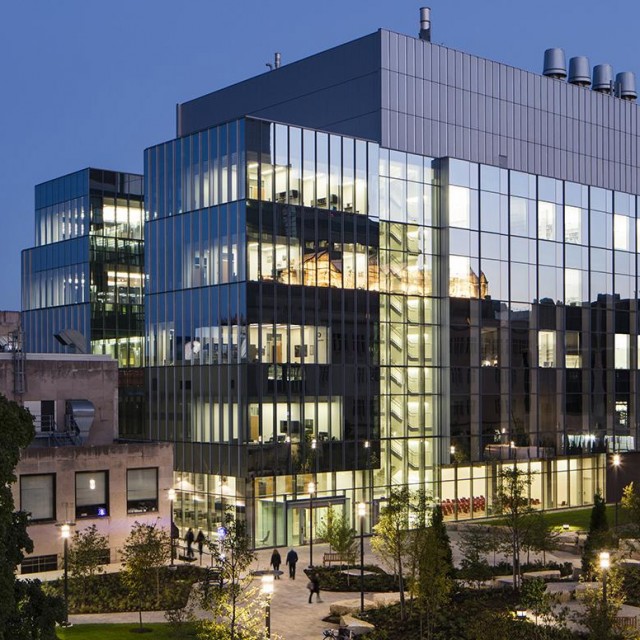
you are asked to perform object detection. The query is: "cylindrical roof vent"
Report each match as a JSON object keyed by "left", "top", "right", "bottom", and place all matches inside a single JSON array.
[
  {"left": 419, "top": 7, "right": 431, "bottom": 42},
  {"left": 568, "top": 56, "right": 591, "bottom": 86},
  {"left": 616, "top": 72, "right": 637, "bottom": 101},
  {"left": 543, "top": 48, "right": 567, "bottom": 79},
  {"left": 593, "top": 64, "right": 614, "bottom": 93}
]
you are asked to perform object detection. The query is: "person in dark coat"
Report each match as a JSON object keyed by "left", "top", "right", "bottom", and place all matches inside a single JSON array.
[
  {"left": 286, "top": 548, "right": 299, "bottom": 579},
  {"left": 185, "top": 527, "right": 195, "bottom": 559},
  {"left": 270, "top": 548, "right": 282, "bottom": 578},
  {"left": 196, "top": 530, "right": 206, "bottom": 561},
  {"left": 307, "top": 572, "right": 321, "bottom": 603}
]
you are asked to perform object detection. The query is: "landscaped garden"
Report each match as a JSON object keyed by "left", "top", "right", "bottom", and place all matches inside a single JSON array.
[
  {"left": 47, "top": 564, "right": 205, "bottom": 614},
  {"left": 57, "top": 622, "right": 198, "bottom": 639}
]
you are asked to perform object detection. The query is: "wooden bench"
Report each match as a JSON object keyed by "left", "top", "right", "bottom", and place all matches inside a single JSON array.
[{"left": 323, "top": 552, "right": 351, "bottom": 567}]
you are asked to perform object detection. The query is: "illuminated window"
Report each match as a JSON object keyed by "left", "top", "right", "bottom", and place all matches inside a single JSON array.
[
  {"left": 76, "top": 471, "right": 108, "bottom": 518},
  {"left": 565, "top": 332, "right": 581, "bottom": 368},
  {"left": 538, "top": 331, "right": 556, "bottom": 368}
]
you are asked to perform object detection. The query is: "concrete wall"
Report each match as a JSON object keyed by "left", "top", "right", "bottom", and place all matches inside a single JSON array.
[
  {"left": 0, "top": 311, "right": 20, "bottom": 342},
  {"left": 0, "top": 353, "right": 118, "bottom": 444},
  {"left": 14, "top": 442, "right": 173, "bottom": 569}
]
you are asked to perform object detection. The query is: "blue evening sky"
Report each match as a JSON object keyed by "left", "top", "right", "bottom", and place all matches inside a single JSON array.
[{"left": 0, "top": 0, "right": 637, "bottom": 310}]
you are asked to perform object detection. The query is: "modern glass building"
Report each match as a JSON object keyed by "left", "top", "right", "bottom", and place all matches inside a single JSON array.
[
  {"left": 142, "top": 15, "right": 638, "bottom": 545},
  {"left": 22, "top": 168, "right": 146, "bottom": 437}
]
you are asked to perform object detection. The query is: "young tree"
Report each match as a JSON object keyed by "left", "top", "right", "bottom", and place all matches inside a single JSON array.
[
  {"left": 120, "top": 521, "right": 170, "bottom": 631},
  {"left": 430, "top": 504, "right": 454, "bottom": 578},
  {"left": 316, "top": 507, "right": 356, "bottom": 563},
  {"left": 458, "top": 527, "right": 495, "bottom": 586},
  {"left": 494, "top": 466, "right": 534, "bottom": 591},
  {"left": 371, "top": 488, "right": 412, "bottom": 621},
  {"left": 0, "top": 394, "right": 39, "bottom": 639},
  {"left": 621, "top": 481, "right": 640, "bottom": 535},
  {"left": 520, "top": 577, "right": 571, "bottom": 639},
  {"left": 581, "top": 492, "right": 613, "bottom": 580},
  {"left": 68, "top": 524, "right": 109, "bottom": 606},
  {"left": 409, "top": 496, "right": 454, "bottom": 640},
  {"left": 522, "top": 512, "right": 560, "bottom": 565},
  {"left": 580, "top": 564, "right": 625, "bottom": 640},
  {"left": 200, "top": 511, "right": 259, "bottom": 640}
]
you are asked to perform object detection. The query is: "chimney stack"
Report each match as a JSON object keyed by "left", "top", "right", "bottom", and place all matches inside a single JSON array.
[{"left": 419, "top": 7, "right": 431, "bottom": 42}]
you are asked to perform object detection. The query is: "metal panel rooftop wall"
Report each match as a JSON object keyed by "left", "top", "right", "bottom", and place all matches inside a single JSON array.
[
  {"left": 180, "top": 27, "right": 640, "bottom": 195},
  {"left": 380, "top": 30, "right": 640, "bottom": 194},
  {"left": 177, "top": 32, "right": 382, "bottom": 142}
]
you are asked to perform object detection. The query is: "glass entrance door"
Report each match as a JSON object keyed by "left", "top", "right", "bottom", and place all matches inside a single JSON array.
[{"left": 287, "top": 501, "right": 345, "bottom": 547}]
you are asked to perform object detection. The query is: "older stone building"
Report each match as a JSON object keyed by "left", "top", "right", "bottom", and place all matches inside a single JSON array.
[{"left": 1, "top": 316, "right": 173, "bottom": 573}]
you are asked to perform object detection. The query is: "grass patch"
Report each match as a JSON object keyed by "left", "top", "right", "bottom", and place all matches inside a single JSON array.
[
  {"left": 543, "top": 504, "right": 619, "bottom": 531},
  {"left": 477, "top": 505, "right": 619, "bottom": 531},
  {"left": 57, "top": 622, "right": 198, "bottom": 640}
]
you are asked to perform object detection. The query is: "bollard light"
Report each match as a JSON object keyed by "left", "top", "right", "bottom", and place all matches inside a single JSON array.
[
  {"left": 600, "top": 551, "right": 610, "bottom": 607},
  {"left": 358, "top": 502, "right": 366, "bottom": 613},
  {"left": 308, "top": 481, "right": 316, "bottom": 567},
  {"left": 262, "top": 574, "right": 274, "bottom": 638}
]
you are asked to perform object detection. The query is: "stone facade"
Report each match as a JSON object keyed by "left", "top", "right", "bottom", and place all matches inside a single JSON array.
[{"left": 14, "top": 442, "right": 173, "bottom": 569}]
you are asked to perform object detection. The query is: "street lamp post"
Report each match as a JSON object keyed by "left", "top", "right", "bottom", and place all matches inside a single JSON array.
[
  {"left": 358, "top": 502, "right": 366, "bottom": 613},
  {"left": 60, "top": 522, "right": 75, "bottom": 626},
  {"left": 451, "top": 445, "right": 458, "bottom": 519},
  {"left": 262, "top": 574, "right": 274, "bottom": 638},
  {"left": 612, "top": 454, "right": 621, "bottom": 529},
  {"left": 168, "top": 488, "right": 176, "bottom": 566},
  {"left": 308, "top": 481, "right": 315, "bottom": 567},
  {"left": 600, "top": 551, "right": 610, "bottom": 608}
]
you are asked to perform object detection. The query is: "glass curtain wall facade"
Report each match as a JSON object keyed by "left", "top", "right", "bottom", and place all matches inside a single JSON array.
[
  {"left": 147, "top": 118, "right": 392, "bottom": 545},
  {"left": 146, "top": 116, "right": 612, "bottom": 543},
  {"left": 22, "top": 169, "right": 145, "bottom": 437}
]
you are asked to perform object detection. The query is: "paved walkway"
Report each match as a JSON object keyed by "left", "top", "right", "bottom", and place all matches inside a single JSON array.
[{"left": 59, "top": 541, "right": 378, "bottom": 640}]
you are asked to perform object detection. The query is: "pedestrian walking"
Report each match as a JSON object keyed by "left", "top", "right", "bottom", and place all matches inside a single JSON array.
[
  {"left": 170, "top": 522, "right": 179, "bottom": 563},
  {"left": 307, "top": 571, "right": 321, "bottom": 603},
  {"left": 196, "top": 529, "right": 206, "bottom": 563},
  {"left": 286, "top": 548, "right": 299, "bottom": 579},
  {"left": 185, "top": 527, "right": 195, "bottom": 559},
  {"left": 270, "top": 548, "right": 282, "bottom": 578}
]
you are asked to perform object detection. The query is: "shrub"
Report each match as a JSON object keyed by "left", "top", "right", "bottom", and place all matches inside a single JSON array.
[
  {"left": 48, "top": 565, "right": 205, "bottom": 614},
  {"left": 303, "top": 565, "right": 397, "bottom": 592}
]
